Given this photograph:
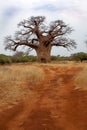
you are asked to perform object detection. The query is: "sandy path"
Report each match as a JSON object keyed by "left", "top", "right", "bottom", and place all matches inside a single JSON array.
[{"left": 0, "top": 65, "right": 87, "bottom": 130}]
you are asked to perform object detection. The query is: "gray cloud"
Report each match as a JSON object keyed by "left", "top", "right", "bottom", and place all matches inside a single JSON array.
[
  {"left": 0, "top": 0, "right": 87, "bottom": 55},
  {"left": 33, "top": 4, "right": 58, "bottom": 12},
  {"left": 3, "top": 6, "right": 20, "bottom": 18}
]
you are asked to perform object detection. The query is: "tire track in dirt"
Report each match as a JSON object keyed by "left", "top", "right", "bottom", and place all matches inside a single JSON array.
[
  {"left": 0, "top": 65, "right": 87, "bottom": 130},
  {"left": 0, "top": 102, "right": 24, "bottom": 130}
]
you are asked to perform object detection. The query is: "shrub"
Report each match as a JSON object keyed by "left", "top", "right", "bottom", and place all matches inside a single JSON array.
[
  {"left": 20, "top": 56, "right": 29, "bottom": 62},
  {"left": 0, "top": 54, "right": 12, "bottom": 64},
  {"left": 51, "top": 56, "right": 58, "bottom": 61},
  {"left": 71, "top": 52, "right": 87, "bottom": 62}
]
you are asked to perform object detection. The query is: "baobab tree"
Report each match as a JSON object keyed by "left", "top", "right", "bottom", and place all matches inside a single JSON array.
[{"left": 4, "top": 16, "right": 76, "bottom": 62}]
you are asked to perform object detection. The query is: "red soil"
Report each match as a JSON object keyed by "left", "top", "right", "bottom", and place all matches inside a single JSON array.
[{"left": 0, "top": 64, "right": 87, "bottom": 130}]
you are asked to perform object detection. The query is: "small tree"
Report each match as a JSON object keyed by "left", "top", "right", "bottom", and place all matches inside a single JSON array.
[
  {"left": 71, "top": 52, "right": 87, "bottom": 62},
  {"left": 4, "top": 16, "right": 76, "bottom": 63},
  {"left": 13, "top": 51, "right": 25, "bottom": 57}
]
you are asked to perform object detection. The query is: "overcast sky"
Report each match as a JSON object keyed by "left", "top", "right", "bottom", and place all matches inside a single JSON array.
[{"left": 0, "top": 0, "right": 87, "bottom": 56}]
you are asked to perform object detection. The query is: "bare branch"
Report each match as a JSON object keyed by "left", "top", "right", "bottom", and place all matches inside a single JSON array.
[
  {"left": 4, "top": 16, "right": 76, "bottom": 62},
  {"left": 4, "top": 35, "right": 38, "bottom": 51},
  {"left": 18, "top": 20, "right": 33, "bottom": 29},
  {"left": 32, "top": 38, "right": 38, "bottom": 44},
  {"left": 51, "top": 37, "right": 76, "bottom": 50},
  {"left": 49, "top": 20, "right": 73, "bottom": 38}
]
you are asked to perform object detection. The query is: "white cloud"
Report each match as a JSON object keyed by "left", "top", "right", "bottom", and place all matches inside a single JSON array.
[{"left": 0, "top": 0, "right": 87, "bottom": 55}]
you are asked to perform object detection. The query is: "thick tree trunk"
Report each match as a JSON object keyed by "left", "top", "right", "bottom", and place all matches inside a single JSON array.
[{"left": 36, "top": 45, "right": 51, "bottom": 63}]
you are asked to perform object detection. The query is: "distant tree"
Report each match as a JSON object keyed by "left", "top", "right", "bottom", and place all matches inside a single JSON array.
[
  {"left": 0, "top": 54, "right": 11, "bottom": 64},
  {"left": 13, "top": 51, "right": 25, "bottom": 57},
  {"left": 71, "top": 52, "right": 87, "bottom": 62},
  {"left": 4, "top": 16, "right": 76, "bottom": 63},
  {"left": 51, "top": 55, "right": 58, "bottom": 61}
]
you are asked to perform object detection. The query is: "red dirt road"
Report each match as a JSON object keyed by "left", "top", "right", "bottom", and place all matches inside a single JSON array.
[{"left": 0, "top": 64, "right": 87, "bottom": 130}]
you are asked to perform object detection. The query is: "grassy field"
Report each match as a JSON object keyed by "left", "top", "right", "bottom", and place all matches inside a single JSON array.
[
  {"left": 0, "top": 62, "right": 87, "bottom": 130},
  {"left": 0, "top": 62, "right": 87, "bottom": 104},
  {"left": 74, "top": 64, "right": 87, "bottom": 90},
  {"left": 51, "top": 61, "right": 87, "bottom": 90},
  {"left": 0, "top": 63, "right": 45, "bottom": 104}
]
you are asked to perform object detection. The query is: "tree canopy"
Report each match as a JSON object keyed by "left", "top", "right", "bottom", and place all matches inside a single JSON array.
[{"left": 4, "top": 16, "right": 76, "bottom": 62}]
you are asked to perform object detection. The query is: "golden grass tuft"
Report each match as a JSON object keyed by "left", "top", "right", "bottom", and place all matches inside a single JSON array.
[
  {"left": 0, "top": 65, "right": 44, "bottom": 86},
  {"left": 0, "top": 64, "right": 44, "bottom": 103},
  {"left": 74, "top": 66, "right": 87, "bottom": 90}
]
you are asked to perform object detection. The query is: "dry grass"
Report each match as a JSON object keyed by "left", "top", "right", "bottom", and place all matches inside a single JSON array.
[
  {"left": 0, "top": 64, "right": 44, "bottom": 104},
  {"left": 0, "top": 64, "right": 44, "bottom": 84},
  {"left": 0, "top": 62, "right": 87, "bottom": 106},
  {"left": 51, "top": 61, "right": 87, "bottom": 90},
  {"left": 74, "top": 64, "right": 87, "bottom": 90}
]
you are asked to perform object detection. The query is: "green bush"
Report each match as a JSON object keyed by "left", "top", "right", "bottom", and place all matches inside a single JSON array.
[
  {"left": 11, "top": 56, "right": 21, "bottom": 63},
  {"left": 20, "top": 56, "right": 29, "bottom": 62},
  {"left": 30, "top": 56, "right": 37, "bottom": 62},
  {"left": 51, "top": 56, "right": 58, "bottom": 61},
  {"left": 0, "top": 54, "right": 12, "bottom": 64},
  {"left": 71, "top": 52, "right": 87, "bottom": 62},
  {"left": 11, "top": 55, "right": 37, "bottom": 63},
  {"left": 0, "top": 54, "right": 37, "bottom": 64}
]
